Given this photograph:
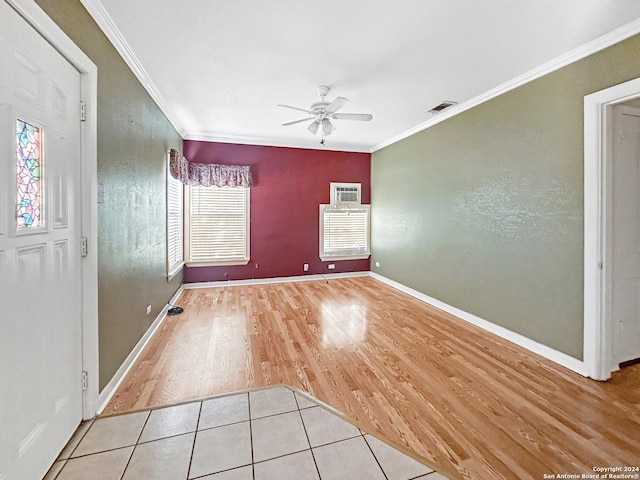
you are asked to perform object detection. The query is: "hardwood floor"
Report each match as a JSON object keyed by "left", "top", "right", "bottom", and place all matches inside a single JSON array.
[{"left": 104, "top": 276, "right": 640, "bottom": 480}]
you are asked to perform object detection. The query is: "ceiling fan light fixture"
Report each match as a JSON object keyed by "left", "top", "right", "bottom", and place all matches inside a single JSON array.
[
  {"left": 322, "top": 118, "right": 333, "bottom": 136},
  {"left": 308, "top": 120, "right": 320, "bottom": 135},
  {"left": 279, "top": 86, "right": 372, "bottom": 138}
]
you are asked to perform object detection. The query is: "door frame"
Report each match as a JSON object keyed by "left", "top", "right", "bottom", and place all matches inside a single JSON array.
[
  {"left": 5, "top": 0, "right": 99, "bottom": 419},
  {"left": 584, "top": 76, "right": 640, "bottom": 380}
]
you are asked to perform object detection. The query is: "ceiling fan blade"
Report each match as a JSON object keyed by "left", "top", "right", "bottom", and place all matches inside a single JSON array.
[
  {"left": 282, "top": 117, "right": 315, "bottom": 126},
  {"left": 308, "top": 120, "right": 320, "bottom": 135},
  {"left": 322, "top": 118, "right": 333, "bottom": 136},
  {"left": 324, "top": 96, "right": 349, "bottom": 114},
  {"left": 331, "top": 113, "right": 373, "bottom": 121},
  {"left": 278, "top": 104, "right": 314, "bottom": 114}
]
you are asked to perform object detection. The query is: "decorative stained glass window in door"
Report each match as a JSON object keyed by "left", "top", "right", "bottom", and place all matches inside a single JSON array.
[{"left": 16, "top": 119, "right": 43, "bottom": 230}]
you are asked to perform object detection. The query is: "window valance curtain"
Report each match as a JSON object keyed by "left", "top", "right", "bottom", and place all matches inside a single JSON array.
[{"left": 169, "top": 148, "right": 252, "bottom": 188}]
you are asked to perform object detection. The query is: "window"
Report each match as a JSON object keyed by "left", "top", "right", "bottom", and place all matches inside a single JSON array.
[
  {"left": 166, "top": 157, "right": 184, "bottom": 278},
  {"left": 185, "top": 185, "right": 250, "bottom": 266},
  {"left": 16, "top": 119, "right": 44, "bottom": 231},
  {"left": 320, "top": 204, "right": 370, "bottom": 261}
]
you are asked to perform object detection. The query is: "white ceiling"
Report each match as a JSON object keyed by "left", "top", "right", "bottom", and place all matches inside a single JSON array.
[{"left": 82, "top": 0, "right": 640, "bottom": 153}]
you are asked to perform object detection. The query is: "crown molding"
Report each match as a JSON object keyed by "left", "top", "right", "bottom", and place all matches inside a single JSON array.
[
  {"left": 76, "top": 2, "right": 640, "bottom": 153},
  {"left": 371, "top": 17, "right": 640, "bottom": 153},
  {"left": 183, "top": 131, "right": 371, "bottom": 153},
  {"left": 80, "top": 0, "right": 186, "bottom": 137}
]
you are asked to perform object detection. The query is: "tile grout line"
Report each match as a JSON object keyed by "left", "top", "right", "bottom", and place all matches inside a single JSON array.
[
  {"left": 295, "top": 393, "right": 322, "bottom": 480},
  {"left": 118, "top": 410, "right": 151, "bottom": 480},
  {"left": 249, "top": 407, "right": 299, "bottom": 421},
  {"left": 290, "top": 386, "right": 441, "bottom": 478},
  {"left": 247, "top": 392, "right": 256, "bottom": 480},
  {"left": 60, "top": 444, "right": 137, "bottom": 460},
  {"left": 61, "top": 428, "right": 372, "bottom": 476},
  {"left": 410, "top": 473, "right": 435, "bottom": 479},
  {"left": 186, "top": 401, "right": 204, "bottom": 480},
  {"left": 49, "top": 458, "right": 67, "bottom": 480},
  {"left": 51, "top": 387, "right": 448, "bottom": 480},
  {"left": 363, "top": 434, "right": 390, "bottom": 480},
  {"left": 193, "top": 415, "right": 256, "bottom": 434},
  {"left": 55, "top": 417, "right": 95, "bottom": 464},
  {"left": 48, "top": 423, "right": 89, "bottom": 480},
  {"left": 136, "top": 429, "right": 197, "bottom": 445}
]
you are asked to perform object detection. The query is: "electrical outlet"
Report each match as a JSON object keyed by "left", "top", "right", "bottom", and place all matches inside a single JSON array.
[
  {"left": 146, "top": 304, "right": 152, "bottom": 315},
  {"left": 303, "top": 263, "right": 309, "bottom": 272},
  {"left": 328, "top": 264, "right": 335, "bottom": 270},
  {"left": 375, "top": 262, "right": 380, "bottom": 267}
]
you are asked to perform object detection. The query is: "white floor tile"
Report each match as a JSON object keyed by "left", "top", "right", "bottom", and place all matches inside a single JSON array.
[
  {"left": 72, "top": 411, "right": 148, "bottom": 457},
  {"left": 58, "top": 420, "right": 93, "bottom": 460},
  {"left": 199, "top": 393, "right": 249, "bottom": 430},
  {"left": 301, "top": 406, "right": 360, "bottom": 447},
  {"left": 123, "top": 433, "right": 194, "bottom": 480},
  {"left": 251, "top": 411, "right": 309, "bottom": 462},
  {"left": 198, "top": 465, "right": 253, "bottom": 479},
  {"left": 57, "top": 447, "right": 133, "bottom": 480},
  {"left": 313, "top": 436, "right": 386, "bottom": 480},
  {"left": 249, "top": 386, "right": 297, "bottom": 418},
  {"left": 365, "top": 434, "right": 433, "bottom": 480},
  {"left": 43, "top": 460, "right": 65, "bottom": 480},
  {"left": 52, "top": 385, "right": 450, "bottom": 480},
  {"left": 139, "top": 402, "right": 200, "bottom": 442},
  {"left": 254, "top": 450, "right": 319, "bottom": 480},
  {"left": 189, "top": 422, "right": 252, "bottom": 478},
  {"left": 295, "top": 392, "right": 318, "bottom": 409}
]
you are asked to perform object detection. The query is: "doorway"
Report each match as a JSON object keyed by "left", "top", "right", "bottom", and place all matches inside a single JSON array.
[
  {"left": 584, "top": 77, "right": 640, "bottom": 380},
  {"left": 0, "top": 1, "right": 98, "bottom": 478}
]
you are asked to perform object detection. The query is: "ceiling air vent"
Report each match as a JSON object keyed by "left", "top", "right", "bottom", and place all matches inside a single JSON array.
[{"left": 427, "top": 101, "right": 457, "bottom": 114}]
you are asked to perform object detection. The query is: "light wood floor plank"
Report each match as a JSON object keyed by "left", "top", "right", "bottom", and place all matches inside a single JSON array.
[{"left": 104, "top": 277, "right": 640, "bottom": 480}]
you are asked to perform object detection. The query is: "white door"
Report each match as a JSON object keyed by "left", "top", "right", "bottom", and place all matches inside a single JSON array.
[
  {"left": 611, "top": 103, "right": 640, "bottom": 366},
  {"left": 0, "top": 1, "right": 83, "bottom": 479}
]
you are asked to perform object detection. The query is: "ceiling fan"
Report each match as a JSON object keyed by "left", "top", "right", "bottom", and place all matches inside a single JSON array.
[{"left": 278, "top": 86, "right": 373, "bottom": 137}]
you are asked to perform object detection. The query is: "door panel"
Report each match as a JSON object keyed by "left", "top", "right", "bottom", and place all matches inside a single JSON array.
[
  {"left": 611, "top": 104, "right": 640, "bottom": 365},
  {"left": 0, "top": 1, "right": 83, "bottom": 479}
]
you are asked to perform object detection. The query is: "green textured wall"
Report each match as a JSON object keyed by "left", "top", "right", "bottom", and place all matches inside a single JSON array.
[
  {"left": 36, "top": 0, "right": 183, "bottom": 389},
  {"left": 372, "top": 34, "right": 640, "bottom": 360}
]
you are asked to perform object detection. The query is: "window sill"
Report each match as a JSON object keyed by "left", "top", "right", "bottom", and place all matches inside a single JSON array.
[
  {"left": 167, "top": 262, "right": 185, "bottom": 282},
  {"left": 319, "top": 254, "right": 371, "bottom": 262},
  {"left": 186, "top": 258, "right": 250, "bottom": 267}
]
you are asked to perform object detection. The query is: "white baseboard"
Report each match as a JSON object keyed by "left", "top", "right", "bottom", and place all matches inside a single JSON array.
[
  {"left": 96, "top": 286, "right": 185, "bottom": 414},
  {"left": 183, "top": 271, "right": 369, "bottom": 289},
  {"left": 369, "top": 272, "right": 588, "bottom": 377}
]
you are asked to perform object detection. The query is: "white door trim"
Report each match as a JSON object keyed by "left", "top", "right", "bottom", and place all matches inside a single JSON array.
[
  {"left": 584, "top": 76, "right": 640, "bottom": 380},
  {"left": 4, "top": 0, "right": 99, "bottom": 419}
]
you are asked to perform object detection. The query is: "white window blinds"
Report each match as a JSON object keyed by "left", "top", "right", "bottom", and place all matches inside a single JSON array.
[
  {"left": 320, "top": 204, "right": 370, "bottom": 261},
  {"left": 167, "top": 160, "right": 184, "bottom": 278},
  {"left": 186, "top": 186, "right": 250, "bottom": 265}
]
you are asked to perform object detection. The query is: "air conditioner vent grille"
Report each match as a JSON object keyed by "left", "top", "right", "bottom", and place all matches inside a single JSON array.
[
  {"left": 427, "top": 101, "right": 457, "bottom": 114},
  {"left": 330, "top": 182, "right": 361, "bottom": 204}
]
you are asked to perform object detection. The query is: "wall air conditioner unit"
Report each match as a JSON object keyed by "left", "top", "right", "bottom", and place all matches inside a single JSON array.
[{"left": 330, "top": 182, "right": 361, "bottom": 205}]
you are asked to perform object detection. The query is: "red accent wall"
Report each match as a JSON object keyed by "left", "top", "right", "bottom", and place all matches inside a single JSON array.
[{"left": 182, "top": 140, "right": 371, "bottom": 283}]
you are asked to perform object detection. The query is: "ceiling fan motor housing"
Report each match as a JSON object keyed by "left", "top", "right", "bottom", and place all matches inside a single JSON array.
[{"left": 311, "top": 102, "right": 330, "bottom": 115}]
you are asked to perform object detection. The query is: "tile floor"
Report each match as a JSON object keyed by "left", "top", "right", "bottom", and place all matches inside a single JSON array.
[{"left": 44, "top": 385, "right": 449, "bottom": 480}]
